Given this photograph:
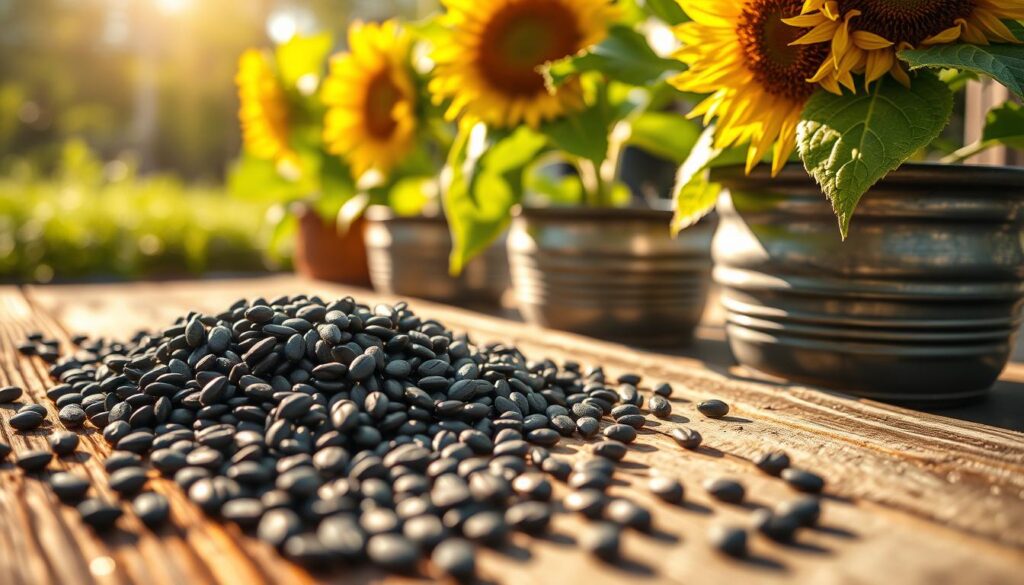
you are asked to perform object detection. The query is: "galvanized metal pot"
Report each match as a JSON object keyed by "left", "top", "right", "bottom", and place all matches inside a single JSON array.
[
  {"left": 713, "top": 163, "right": 1024, "bottom": 406},
  {"left": 363, "top": 206, "right": 509, "bottom": 304},
  {"left": 508, "top": 206, "right": 714, "bottom": 347}
]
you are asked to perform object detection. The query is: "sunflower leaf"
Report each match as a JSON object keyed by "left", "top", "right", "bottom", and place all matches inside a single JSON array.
[
  {"left": 628, "top": 112, "right": 702, "bottom": 163},
  {"left": 443, "top": 124, "right": 547, "bottom": 275},
  {"left": 540, "top": 102, "right": 611, "bottom": 164},
  {"left": 898, "top": 43, "right": 1024, "bottom": 99},
  {"left": 543, "top": 25, "right": 682, "bottom": 88},
  {"left": 639, "top": 0, "right": 690, "bottom": 25},
  {"left": 1006, "top": 19, "right": 1024, "bottom": 42},
  {"left": 981, "top": 101, "right": 1024, "bottom": 148},
  {"left": 797, "top": 73, "right": 953, "bottom": 238},
  {"left": 669, "top": 125, "right": 746, "bottom": 234}
]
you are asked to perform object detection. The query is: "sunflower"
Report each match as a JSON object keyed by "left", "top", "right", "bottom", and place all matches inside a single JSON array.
[
  {"left": 322, "top": 20, "right": 418, "bottom": 179},
  {"left": 236, "top": 49, "right": 298, "bottom": 170},
  {"left": 787, "top": 0, "right": 1024, "bottom": 90},
  {"left": 429, "top": 0, "right": 617, "bottom": 128},
  {"left": 671, "top": 0, "right": 832, "bottom": 175}
]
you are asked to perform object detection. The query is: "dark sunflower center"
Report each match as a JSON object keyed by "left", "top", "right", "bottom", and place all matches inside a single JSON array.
[
  {"left": 736, "top": 0, "right": 830, "bottom": 101},
  {"left": 364, "top": 72, "right": 401, "bottom": 140},
  {"left": 840, "top": 0, "right": 975, "bottom": 45},
  {"left": 476, "top": 0, "right": 583, "bottom": 96}
]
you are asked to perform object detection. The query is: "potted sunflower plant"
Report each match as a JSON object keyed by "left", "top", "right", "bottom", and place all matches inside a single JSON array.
[
  {"left": 232, "top": 33, "right": 371, "bottom": 285},
  {"left": 666, "top": 0, "right": 1024, "bottom": 405},
  {"left": 323, "top": 19, "right": 511, "bottom": 304},
  {"left": 427, "top": 0, "right": 713, "bottom": 346}
]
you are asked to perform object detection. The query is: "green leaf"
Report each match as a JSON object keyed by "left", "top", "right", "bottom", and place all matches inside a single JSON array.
[
  {"left": 899, "top": 43, "right": 1024, "bottom": 99},
  {"left": 641, "top": 0, "right": 689, "bottom": 25},
  {"left": 525, "top": 171, "right": 584, "bottom": 205},
  {"left": 540, "top": 102, "right": 610, "bottom": 164},
  {"left": 443, "top": 125, "right": 547, "bottom": 274},
  {"left": 670, "top": 126, "right": 723, "bottom": 234},
  {"left": 275, "top": 32, "right": 333, "bottom": 93},
  {"left": 797, "top": 73, "right": 953, "bottom": 238},
  {"left": 543, "top": 25, "right": 682, "bottom": 88},
  {"left": 627, "top": 112, "right": 701, "bottom": 163},
  {"left": 406, "top": 15, "right": 449, "bottom": 45},
  {"left": 319, "top": 150, "right": 356, "bottom": 201},
  {"left": 227, "top": 153, "right": 311, "bottom": 203},
  {"left": 263, "top": 203, "right": 297, "bottom": 266},
  {"left": 982, "top": 101, "right": 1024, "bottom": 148},
  {"left": 1005, "top": 19, "right": 1024, "bottom": 42},
  {"left": 388, "top": 176, "right": 436, "bottom": 216}
]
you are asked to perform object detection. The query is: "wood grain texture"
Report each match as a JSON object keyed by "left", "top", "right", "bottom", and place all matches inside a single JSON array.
[{"left": 1, "top": 276, "right": 1021, "bottom": 585}]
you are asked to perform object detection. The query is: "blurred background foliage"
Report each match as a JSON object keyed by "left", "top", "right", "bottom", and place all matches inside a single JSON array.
[
  {"left": 0, "top": 139, "right": 269, "bottom": 280},
  {"left": 0, "top": 0, "right": 435, "bottom": 179},
  {"left": 0, "top": 0, "right": 436, "bottom": 282}
]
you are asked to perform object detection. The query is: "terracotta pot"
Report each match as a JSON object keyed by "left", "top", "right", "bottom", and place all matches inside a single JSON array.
[
  {"left": 292, "top": 203, "right": 371, "bottom": 286},
  {"left": 712, "top": 163, "right": 1024, "bottom": 407},
  {"left": 363, "top": 206, "right": 509, "bottom": 304},
  {"left": 507, "top": 206, "right": 714, "bottom": 347}
]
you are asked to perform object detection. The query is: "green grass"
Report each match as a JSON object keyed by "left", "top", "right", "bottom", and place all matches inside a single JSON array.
[{"left": 0, "top": 155, "right": 273, "bottom": 282}]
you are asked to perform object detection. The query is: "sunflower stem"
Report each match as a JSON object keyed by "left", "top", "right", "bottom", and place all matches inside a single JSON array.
[
  {"left": 576, "top": 158, "right": 602, "bottom": 207},
  {"left": 940, "top": 140, "right": 992, "bottom": 164}
]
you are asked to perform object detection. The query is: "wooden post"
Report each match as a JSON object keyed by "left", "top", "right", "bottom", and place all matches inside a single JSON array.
[{"left": 964, "top": 79, "right": 1020, "bottom": 166}]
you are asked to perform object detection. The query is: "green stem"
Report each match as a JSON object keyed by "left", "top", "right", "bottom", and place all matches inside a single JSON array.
[{"left": 940, "top": 140, "right": 992, "bottom": 164}]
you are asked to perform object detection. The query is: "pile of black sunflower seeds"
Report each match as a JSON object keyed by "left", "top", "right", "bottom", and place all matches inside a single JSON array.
[{"left": 4, "top": 294, "right": 826, "bottom": 579}]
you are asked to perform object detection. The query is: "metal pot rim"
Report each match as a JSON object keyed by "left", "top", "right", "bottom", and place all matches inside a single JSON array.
[
  {"left": 515, "top": 205, "right": 676, "bottom": 222},
  {"left": 711, "top": 161, "right": 1024, "bottom": 191},
  {"left": 364, "top": 205, "right": 446, "bottom": 225}
]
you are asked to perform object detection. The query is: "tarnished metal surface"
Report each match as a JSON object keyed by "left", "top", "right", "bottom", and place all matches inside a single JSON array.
[
  {"left": 508, "top": 206, "right": 714, "bottom": 347},
  {"left": 713, "top": 163, "right": 1024, "bottom": 405},
  {"left": 364, "top": 207, "right": 509, "bottom": 304}
]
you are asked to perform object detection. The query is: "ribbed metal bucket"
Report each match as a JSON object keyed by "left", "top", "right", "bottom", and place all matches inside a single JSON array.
[
  {"left": 508, "top": 206, "right": 714, "bottom": 347},
  {"left": 713, "top": 163, "right": 1024, "bottom": 406},
  {"left": 364, "top": 207, "right": 509, "bottom": 304}
]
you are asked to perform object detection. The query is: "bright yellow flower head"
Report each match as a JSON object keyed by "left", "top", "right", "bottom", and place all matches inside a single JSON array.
[
  {"left": 429, "top": 0, "right": 617, "bottom": 128},
  {"left": 322, "top": 20, "right": 418, "bottom": 179},
  {"left": 787, "top": 0, "right": 1024, "bottom": 91},
  {"left": 236, "top": 49, "right": 298, "bottom": 170},
  {"left": 671, "top": 0, "right": 832, "bottom": 175}
]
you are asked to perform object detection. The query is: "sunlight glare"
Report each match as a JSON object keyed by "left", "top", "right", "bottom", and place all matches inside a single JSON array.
[{"left": 155, "top": 0, "right": 191, "bottom": 14}]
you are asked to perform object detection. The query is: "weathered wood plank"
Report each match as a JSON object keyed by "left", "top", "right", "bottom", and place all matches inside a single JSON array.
[{"left": 2, "top": 277, "right": 1022, "bottom": 585}]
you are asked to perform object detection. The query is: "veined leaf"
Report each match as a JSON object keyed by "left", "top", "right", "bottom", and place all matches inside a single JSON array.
[
  {"left": 544, "top": 25, "right": 682, "bottom": 88},
  {"left": 899, "top": 43, "right": 1024, "bottom": 99},
  {"left": 443, "top": 124, "right": 547, "bottom": 275},
  {"left": 797, "top": 74, "right": 953, "bottom": 238}
]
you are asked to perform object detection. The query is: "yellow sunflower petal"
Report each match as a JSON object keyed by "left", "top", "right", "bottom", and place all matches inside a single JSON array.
[
  {"left": 782, "top": 13, "right": 828, "bottom": 28},
  {"left": 791, "top": 21, "right": 840, "bottom": 45},
  {"left": 670, "top": 0, "right": 831, "bottom": 175},
  {"left": 921, "top": 24, "right": 963, "bottom": 45},
  {"left": 864, "top": 49, "right": 893, "bottom": 87},
  {"left": 430, "top": 0, "right": 616, "bottom": 128},
  {"left": 851, "top": 30, "right": 893, "bottom": 50},
  {"left": 889, "top": 61, "right": 911, "bottom": 87},
  {"left": 322, "top": 19, "right": 417, "bottom": 178}
]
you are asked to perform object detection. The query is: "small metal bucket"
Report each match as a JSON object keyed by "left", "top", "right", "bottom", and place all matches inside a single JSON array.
[
  {"left": 507, "top": 206, "right": 714, "bottom": 347},
  {"left": 713, "top": 163, "right": 1024, "bottom": 406},
  {"left": 363, "top": 206, "right": 509, "bottom": 304}
]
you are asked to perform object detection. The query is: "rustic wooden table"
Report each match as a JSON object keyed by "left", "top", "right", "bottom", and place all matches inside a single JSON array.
[{"left": 1, "top": 275, "right": 1022, "bottom": 585}]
